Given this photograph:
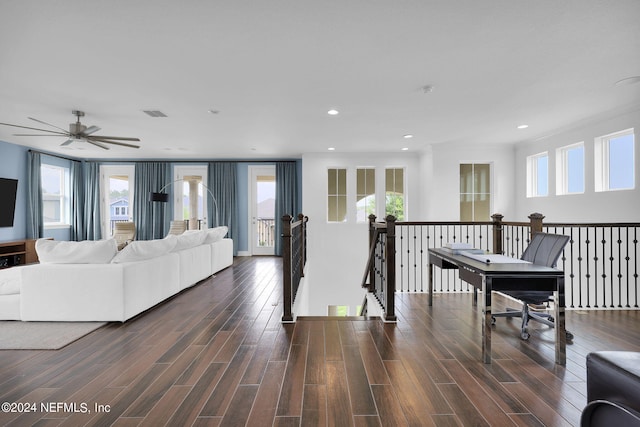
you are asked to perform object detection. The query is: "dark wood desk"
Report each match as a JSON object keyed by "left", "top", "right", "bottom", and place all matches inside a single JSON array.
[{"left": 428, "top": 248, "right": 566, "bottom": 365}]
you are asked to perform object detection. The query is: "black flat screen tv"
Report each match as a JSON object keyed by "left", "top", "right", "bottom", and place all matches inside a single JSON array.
[{"left": 0, "top": 178, "right": 18, "bottom": 227}]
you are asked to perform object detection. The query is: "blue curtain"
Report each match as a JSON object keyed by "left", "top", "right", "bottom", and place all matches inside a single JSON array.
[
  {"left": 208, "top": 162, "right": 238, "bottom": 255},
  {"left": 70, "top": 160, "right": 85, "bottom": 241},
  {"left": 69, "top": 161, "right": 101, "bottom": 241},
  {"left": 84, "top": 162, "right": 102, "bottom": 240},
  {"left": 275, "top": 161, "right": 299, "bottom": 256},
  {"left": 26, "top": 151, "right": 43, "bottom": 239},
  {"left": 134, "top": 162, "right": 171, "bottom": 240}
]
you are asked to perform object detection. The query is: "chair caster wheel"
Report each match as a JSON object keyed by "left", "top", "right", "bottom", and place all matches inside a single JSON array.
[
  {"left": 520, "top": 331, "right": 530, "bottom": 340},
  {"left": 548, "top": 316, "right": 554, "bottom": 322},
  {"left": 491, "top": 316, "right": 496, "bottom": 325},
  {"left": 566, "top": 331, "right": 574, "bottom": 341}
]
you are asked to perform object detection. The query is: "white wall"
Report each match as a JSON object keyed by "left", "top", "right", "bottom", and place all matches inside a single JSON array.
[
  {"left": 515, "top": 107, "right": 640, "bottom": 222},
  {"left": 301, "top": 152, "right": 421, "bottom": 315}
]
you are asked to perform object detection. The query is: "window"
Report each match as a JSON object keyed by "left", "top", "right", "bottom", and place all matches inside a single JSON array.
[
  {"left": 460, "top": 163, "right": 491, "bottom": 221},
  {"left": 526, "top": 152, "right": 549, "bottom": 197},
  {"left": 327, "top": 168, "right": 347, "bottom": 222},
  {"left": 356, "top": 168, "right": 375, "bottom": 222},
  {"left": 556, "top": 143, "right": 585, "bottom": 195},
  {"left": 385, "top": 168, "right": 404, "bottom": 220},
  {"left": 41, "top": 164, "right": 69, "bottom": 226},
  {"left": 595, "top": 129, "right": 635, "bottom": 192}
]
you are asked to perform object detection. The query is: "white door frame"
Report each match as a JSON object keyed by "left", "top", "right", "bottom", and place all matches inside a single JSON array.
[
  {"left": 173, "top": 165, "right": 208, "bottom": 228},
  {"left": 100, "top": 164, "right": 135, "bottom": 238},
  {"left": 248, "top": 165, "right": 276, "bottom": 255}
]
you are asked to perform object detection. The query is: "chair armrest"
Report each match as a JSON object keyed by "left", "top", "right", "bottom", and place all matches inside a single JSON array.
[{"left": 581, "top": 400, "right": 640, "bottom": 426}]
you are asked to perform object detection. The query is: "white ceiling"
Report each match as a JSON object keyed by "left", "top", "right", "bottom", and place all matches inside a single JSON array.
[{"left": 1, "top": 0, "right": 639, "bottom": 160}]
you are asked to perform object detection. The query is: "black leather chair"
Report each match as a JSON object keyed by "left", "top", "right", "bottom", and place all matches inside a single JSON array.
[
  {"left": 491, "top": 232, "right": 572, "bottom": 340},
  {"left": 581, "top": 351, "right": 640, "bottom": 426}
]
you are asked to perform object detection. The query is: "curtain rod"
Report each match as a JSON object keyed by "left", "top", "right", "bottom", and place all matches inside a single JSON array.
[
  {"left": 28, "top": 149, "right": 84, "bottom": 162},
  {"left": 27, "top": 150, "right": 299, "bottom": 164}
]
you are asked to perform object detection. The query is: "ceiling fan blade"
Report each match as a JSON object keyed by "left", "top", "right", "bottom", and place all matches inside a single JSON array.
[
  {"left": 90, "top": 135, "right": 141, "bottom": 142},
  {"left": 82, "top": 125, "right": 101, "bottom": 136},
  {"left": 85, "top": 140, "right": 110, "bottom": 150},
  {"left": 60, "top": 139, "right": 74, "bottom": 146},
  {"left": 0, "top": 122, "right": 69, "bottom": 135},
  {"left": 89, "top": 137, "right": 140, "bottom": 149},
  {"left": 13, "top": 133, "right": 68, "bottom": 137},
  {"left": 28, "top": 117, "right": 69, "bottom": 133}
]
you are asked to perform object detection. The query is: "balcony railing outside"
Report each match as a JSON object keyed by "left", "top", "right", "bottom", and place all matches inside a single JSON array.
[{"left": 256, "top": 217, "right": 275, "bottom": 247}]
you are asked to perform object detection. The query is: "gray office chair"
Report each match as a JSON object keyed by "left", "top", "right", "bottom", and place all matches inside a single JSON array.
[{"left": 491, "top": 232, "right": 572, "bottom": 341}]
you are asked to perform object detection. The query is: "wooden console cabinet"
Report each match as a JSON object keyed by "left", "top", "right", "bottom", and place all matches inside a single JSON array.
[{"left": 0, "top": 239, "right": 40, "bottom": 269}]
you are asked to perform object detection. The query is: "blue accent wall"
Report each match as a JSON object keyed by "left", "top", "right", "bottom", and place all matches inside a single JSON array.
[{"left": 0, "top": 141, "right": 28, "bottom": 241}]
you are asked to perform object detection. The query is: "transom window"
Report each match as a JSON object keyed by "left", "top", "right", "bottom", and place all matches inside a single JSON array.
[
  {"left": 595, "top": 129, "right": 635, "bottom": 192},
  {"left": 327, "top": 168, "right": 347, "bottom": 222},
  {"left": 460, "top": 163, "right": 491, "bottom": 221},
  {"left": 556, "top": 142, "right": 585, "bottom": 195},
  {"left": 526, "top": 152, "right": 549, "bottom": 197},
  {"left": 385, "top": 168, "right": 405, "bottom": 221},
  {"left": 356, "top": 168, "right": 375, "bottom": 222}
]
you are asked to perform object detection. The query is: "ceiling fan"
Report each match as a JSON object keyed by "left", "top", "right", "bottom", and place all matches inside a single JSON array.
[{"left": 0, "top": 110, "right": 140, "bottom": 150}]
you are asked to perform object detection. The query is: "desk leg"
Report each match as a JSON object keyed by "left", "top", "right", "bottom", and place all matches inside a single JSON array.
[
  {"left": 428, "top": 262, "right": 433, "bottom": 307},
  {"left": 554, "top": 276, "right": 567, "bottom": 365},
  {"left": 482, "top": 276, "right": 492, "bottom": 364}
]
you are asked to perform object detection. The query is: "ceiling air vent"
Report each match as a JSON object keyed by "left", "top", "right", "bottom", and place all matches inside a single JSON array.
[{"left": 142, "top": 110, "right": 167, "bottom": 118}]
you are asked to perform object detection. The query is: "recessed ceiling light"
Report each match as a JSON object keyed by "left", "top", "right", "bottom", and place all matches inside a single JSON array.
[
  {"left": 403, "top": 134, "right": 414, "bottom": 139},
  {"left": 327, "top": 109, "right": 339, "bottom": 116},
  {"left": 517, "top": 124, "right": 529, "bottom": 129},
  {"left": 328, "top": 147, "right": 335, "bottom": 151},
  {"left": 401, "top": 147, "right": 409, "bottom": 151},
  {"left": 614, "top": 76, "right": 640, "bottom": 86}
]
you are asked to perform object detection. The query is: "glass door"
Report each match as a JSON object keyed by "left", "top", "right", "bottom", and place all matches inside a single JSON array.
[
  {"left": 249, "top": 165, "right": 275, "bottom": 255},
  {"left": 100, "top": 165, "right": 135, "bottom": 238},
  {"left": 174, "top": 165, "right": 208, "bottom": 230}
]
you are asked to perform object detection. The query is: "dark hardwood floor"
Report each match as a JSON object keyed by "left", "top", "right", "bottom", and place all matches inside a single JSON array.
[{"left": 1, "top": 256, "right": 639, "bottom": 426}]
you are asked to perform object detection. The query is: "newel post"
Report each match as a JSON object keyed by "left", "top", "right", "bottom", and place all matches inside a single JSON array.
[
  {"left": 491, "top": 213, "right": 504, "bottom": 255},
  {"left": 384, "top": 215, "right": 397, "bottom": 322},
  {"left": 528, "top": 212, "right": 545, "bottom": 236},
  {"left": 281, "top": 214, "right": 293, "bottom": 322}
]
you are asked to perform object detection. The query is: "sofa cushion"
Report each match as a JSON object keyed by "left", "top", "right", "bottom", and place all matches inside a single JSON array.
[
  {"left": 0, "top": 267, "right": 22, "bottom": 295},
  {"left": 169, "top": 229, "right": 207, "bottom": 252},
  {"left": 36, "top": 238, "right": 118, "bottom": 264},
  {"left": 204, "top": 226, "right": 228, "bottom": 244},
  {"left": 111, "top": 238, "right": 177, "bottom": 263}
]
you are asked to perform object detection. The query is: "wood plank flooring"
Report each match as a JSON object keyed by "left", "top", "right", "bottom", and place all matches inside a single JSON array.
[{"left": 1, "top": 256, "right": 640, "bottom": 426}]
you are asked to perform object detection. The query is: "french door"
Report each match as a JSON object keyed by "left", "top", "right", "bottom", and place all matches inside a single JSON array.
[
  {"left": 100, "top": 165, "right": 135, "bottom": 238},
  {"left": 249, "top": 165, "right": 275, "bottom": 255},
  {"left": 173, "top": 165, "right": 209, "bottom": 230}
]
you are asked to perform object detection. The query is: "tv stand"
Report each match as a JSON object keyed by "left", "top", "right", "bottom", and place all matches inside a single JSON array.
[{"left": 0, "top": 239, "right": 39, "bottom": 269}]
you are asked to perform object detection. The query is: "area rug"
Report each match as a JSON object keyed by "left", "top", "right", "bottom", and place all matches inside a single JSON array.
[{"left": 0, "top": 321, "right": 106, "bottom": 350}]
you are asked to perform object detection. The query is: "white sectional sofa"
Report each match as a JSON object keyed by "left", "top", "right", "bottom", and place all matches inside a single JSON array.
[{"left": 0, "top": 227, "right": 233, "bottom": 322}]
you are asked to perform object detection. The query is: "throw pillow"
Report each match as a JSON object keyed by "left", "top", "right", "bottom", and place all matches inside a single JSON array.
[
  {"left": 171, "top": 230, "right": 207, "bottom": 252},
  {"left": 204, "top": 226, "right": 229, "bottom": 244},
  {"left": 111, "top": 237, "right": 177, "bottom": 263},
  {"left": 36, "top": 238, "right": 118, "bottom": 264}
]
